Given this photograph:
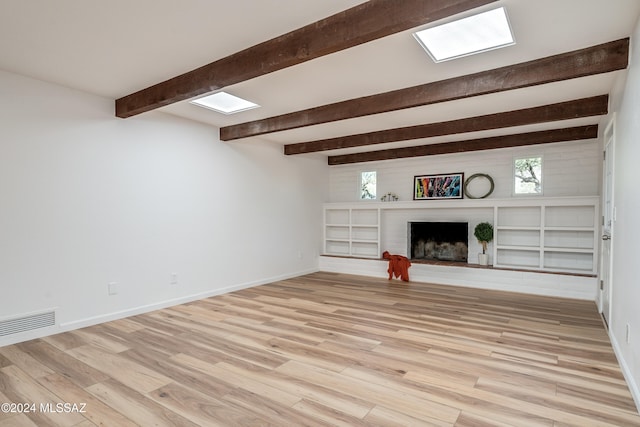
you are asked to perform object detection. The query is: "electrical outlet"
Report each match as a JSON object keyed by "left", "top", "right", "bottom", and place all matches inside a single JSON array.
[
  {"left": 108, "top": 282, "right": 118, "bottom": 296},
  {"left": 626, "top": 323, "right": 631, "bottom": 344},
  {"left": 170, "top": 273, "right": 178, "bottom": 285}
]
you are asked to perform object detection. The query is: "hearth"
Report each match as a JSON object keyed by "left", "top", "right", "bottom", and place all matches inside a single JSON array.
[{"left": 408, "top": 221, "right": 468, "bottom": 262}]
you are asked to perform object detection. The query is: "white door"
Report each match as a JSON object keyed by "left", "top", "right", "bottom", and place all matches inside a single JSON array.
[{"left": 601, "top": 118, "right": 615, "bottom": 327}]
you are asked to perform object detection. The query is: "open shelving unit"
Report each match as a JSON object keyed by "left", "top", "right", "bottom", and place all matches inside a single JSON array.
[
  {"left": 324, "top": 207, "right": 380, "bottom": 258},
  {"left": 323, "top": 196, "right": 599, "bottom": 275},
  {"left": 493, "top": 200, "right": 598, "bottom": 274}
]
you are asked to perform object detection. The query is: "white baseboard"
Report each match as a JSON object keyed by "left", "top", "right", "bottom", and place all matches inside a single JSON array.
[
  {"left": 609, "top": 329, "right": 640, "bottom": 413},
  {"left": 0, "top": 267, "right": 319, "bottom": 347}
]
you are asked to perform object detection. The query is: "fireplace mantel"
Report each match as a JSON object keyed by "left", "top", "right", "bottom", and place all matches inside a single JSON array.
[{"left": 324, "top": 195, "right": 596, "bottom": 210}]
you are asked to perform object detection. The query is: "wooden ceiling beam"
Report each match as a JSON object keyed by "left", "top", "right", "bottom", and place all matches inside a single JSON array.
[
  {"left": 115, "top": 0, "right": 497, "bottom": 118},
  {"left": 327, "top": 125, "right": 598, "bottom": 165},
  {"left": 221, "top": 38, "right": 628, "bottom": 141},
  {"left": 284, "top": 95, "right": 608, "bottom": 154}
]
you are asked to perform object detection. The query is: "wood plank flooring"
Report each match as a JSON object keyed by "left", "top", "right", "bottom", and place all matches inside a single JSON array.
[{"left": 0, "top": 272, "right": 638, "bottom": 426}]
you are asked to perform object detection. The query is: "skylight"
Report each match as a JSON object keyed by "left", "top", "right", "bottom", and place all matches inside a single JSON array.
[
  {"left": 190, "top": 91, "right": 260, "bottom": 115},
  {"left": 413, "top": 7, "right": 515, "bottom": 63}
]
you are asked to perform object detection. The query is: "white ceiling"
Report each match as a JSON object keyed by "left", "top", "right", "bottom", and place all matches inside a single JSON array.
[{"left": 1, "top": 1, "right": 639, "bottom": 159}]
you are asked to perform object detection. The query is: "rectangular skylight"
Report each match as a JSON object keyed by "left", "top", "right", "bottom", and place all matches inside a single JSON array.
[
  {"left": 190, "top": 91, "right": 260, "bottom": 114},
  {"left": 413, "top": 7, "right": 515, "bottom": 63}
]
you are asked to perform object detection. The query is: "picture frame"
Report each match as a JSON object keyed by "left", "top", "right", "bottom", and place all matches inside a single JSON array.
[{"left": 413, "top": 173, "right": 464, "bottom": 200}]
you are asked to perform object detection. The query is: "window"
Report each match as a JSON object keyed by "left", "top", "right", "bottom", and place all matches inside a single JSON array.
[
  {"left": 413, "top": 7, "right": 515, "bottom": 63},
  {"left": 190, "top": 91, "right": 259, "bottom": 114},
  {"left": 514, "top": 156, "right": 543, "bottom": 195},
  {"left": 360, "top": 171, "right": 377, "bottom": 200}
]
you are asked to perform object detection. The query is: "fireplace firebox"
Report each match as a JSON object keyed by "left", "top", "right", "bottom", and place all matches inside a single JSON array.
[{"left": 408, "top": 222, "right": 468, "bottom": 262}]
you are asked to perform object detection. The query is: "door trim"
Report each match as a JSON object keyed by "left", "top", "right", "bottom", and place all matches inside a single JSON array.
[{"left": 600, "top": 114, "right": 616, "bottom": 327}]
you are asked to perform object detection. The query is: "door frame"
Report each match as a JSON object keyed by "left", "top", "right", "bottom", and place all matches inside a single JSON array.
[{"left": 599, "top": 114, "right": 616, "bottom": 326}]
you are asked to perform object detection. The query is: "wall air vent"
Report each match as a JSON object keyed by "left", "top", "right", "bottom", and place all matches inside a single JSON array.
[{"left": 0, "top": 310, "right": 56, "bottom": 337}]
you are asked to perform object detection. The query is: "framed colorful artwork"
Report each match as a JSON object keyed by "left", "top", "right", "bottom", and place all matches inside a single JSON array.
[{"left": 413, "top": 173, "right": 463, "bottom": 200}]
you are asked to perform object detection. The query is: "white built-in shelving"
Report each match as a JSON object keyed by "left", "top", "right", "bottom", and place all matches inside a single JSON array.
[
  {"left": 494, "top": 200, "right": 598, "bottom": 274},
  {"left": 324, "top": 207, "right": 380, "bottom": 258},
  {"left": 323, "top": 196, "right": 599, "bottom": 275}
]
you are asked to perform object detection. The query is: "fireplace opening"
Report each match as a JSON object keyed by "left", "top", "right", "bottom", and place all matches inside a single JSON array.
[{"left": 408, "top": 222, "right": 468, "bottom": 262}]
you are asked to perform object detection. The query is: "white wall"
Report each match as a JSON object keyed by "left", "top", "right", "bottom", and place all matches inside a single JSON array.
[
  {"left": 607, "top": 16, "right": 640, "bottom": 409},
  {"left": 0, "top": 69, "right": 328, "bottom": 345},
  {"left": 329, "top": 135, "right": 601, "bottom": 261},
  {"left": 330, "top": 140, "right": 601, "bottom": 203}
]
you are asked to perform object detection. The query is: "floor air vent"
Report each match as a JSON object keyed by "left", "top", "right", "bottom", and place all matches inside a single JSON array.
[{"left": 0, "top": 310, "right": 56, "bottom": 337}]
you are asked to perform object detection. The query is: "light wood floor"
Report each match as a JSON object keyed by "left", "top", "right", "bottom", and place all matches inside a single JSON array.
[{"left": 1, "top": 272, "right": 639, "bottom": 426}]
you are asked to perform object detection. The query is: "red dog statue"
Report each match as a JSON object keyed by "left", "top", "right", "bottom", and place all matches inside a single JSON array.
[{"left": 382, "top": 251, "right": 411, "bottom": 282}]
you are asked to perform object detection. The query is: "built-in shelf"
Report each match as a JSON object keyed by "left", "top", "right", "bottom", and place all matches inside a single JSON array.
[
  {"left": 324, "top": 207, "right": 380, "bottom": 259},
  {"left": 493, "top": 199, "right": 598, "bottom": 275},
  {"left": 496, "top": 245, "right": 541, "bottom": 251},
  {"left": 497, "top": 226, "right": 541, "bottom": 230},
  {"left": 323, "top": 196, "right": 599, "bottom": 275}
]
